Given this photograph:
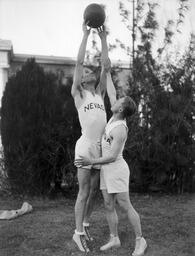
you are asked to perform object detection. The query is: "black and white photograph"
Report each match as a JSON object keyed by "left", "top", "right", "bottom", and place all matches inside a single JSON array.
[{"left": 0, "top": 0, "right": 194, "bottom": 255}]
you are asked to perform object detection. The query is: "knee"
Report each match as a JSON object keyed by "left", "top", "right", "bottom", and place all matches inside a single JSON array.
[
  {"left": 104, "top": 200, "right": 114, "bottom": 212},
  {"left": 89, "top": 186, "right": 98, "bottom": 199},
  {"left": 118, "top": 200, "right": 129, "bottom": 212},
  {"left": 121, "top": 204, "right": 129, "bottom": 212},
  {"left": 90, "top": 174, "right": 100, "bottom": 195},
  {"left": 78, "top": 188, "right": 90, "bottom": 202},
  {"left": 119, "top": 200, "right": 139, "bottom": 218}
]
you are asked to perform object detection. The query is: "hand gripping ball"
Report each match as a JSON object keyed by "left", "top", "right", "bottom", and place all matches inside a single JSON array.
[{"left": 83, "top": 3, "right": 106, "bottom": 28}]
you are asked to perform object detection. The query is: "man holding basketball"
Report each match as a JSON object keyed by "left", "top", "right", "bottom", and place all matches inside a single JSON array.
[
  {"left": 75, "top": 71, "right": 147, "bottom": 256},
  {"left": 71, "top": 21, "right": 109, "bottom": 252}
]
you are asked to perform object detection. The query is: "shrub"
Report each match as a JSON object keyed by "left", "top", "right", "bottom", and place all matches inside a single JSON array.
[{"left": 1, "top": 59, "right": 80, "bottom": 195}]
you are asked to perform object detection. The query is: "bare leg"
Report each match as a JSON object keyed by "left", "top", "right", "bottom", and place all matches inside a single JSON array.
[
  {"left": 116, "top": 192, "right": 142, "bottom": 238},
  {"left": 75, "top": 168, "right": 90, "bottom": 232},
  {"left": 116, "top": 192, "right": 147, "bottom": 255},
  {"left": 100, "top": 189, "right": 121, "bottom": 251},
  {"left": 102, "top": 189, "right": 118, "bottom": 236},
  {"left": 83, "top": 169, "right": 100, "bottom": 224}
]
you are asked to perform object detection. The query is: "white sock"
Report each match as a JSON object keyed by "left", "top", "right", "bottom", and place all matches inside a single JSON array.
[
  {"left": 110, "top": 234, "right": 118, "bottom": 238},
  {"left": 75, "top": 229, "right": 84, "bottom": 235},
  {"left": 83, "top": 222, "right": 90, "bottom": 227}
]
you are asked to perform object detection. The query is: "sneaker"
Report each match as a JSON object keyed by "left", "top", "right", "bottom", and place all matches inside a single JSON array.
[
  {"left": 132, "top": 237, "right": 147, "bottom": 256},
  {"left": 73, "top": 233, "right": 90, "bottom": 252},
  {"left": 100, "top": 235, "right": 121, "bottom": 251},
  {"left": 83, "top": 225, "right": 94, "bottom": 242}
]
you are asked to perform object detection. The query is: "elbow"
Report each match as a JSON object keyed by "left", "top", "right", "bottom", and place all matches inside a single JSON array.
[
  {"left": 109, "top": 155, "right": 117, "bottom": 163},
  {"left": 109, "top": 158, "right": 116, "bottom": 163}
]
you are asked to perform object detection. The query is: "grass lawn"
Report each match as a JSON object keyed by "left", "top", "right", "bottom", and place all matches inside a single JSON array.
[{"left": 0, "top": 193, "right": 194, "bottom": 256}]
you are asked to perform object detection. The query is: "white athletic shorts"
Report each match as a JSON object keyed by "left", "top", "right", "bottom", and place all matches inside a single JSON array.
[
  {"left": 100, "top": 158, "right": 130, "bottom": 193},
  {"left": 75, "top": 136, "right": 101, "bottom": 170}
]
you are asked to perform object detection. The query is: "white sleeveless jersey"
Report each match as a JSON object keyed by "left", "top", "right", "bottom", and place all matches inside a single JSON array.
[
  {"left": 77, "top": 90, "right": 107, "bottom": 141},
  {"left": 102, "top": 117, "right": 128, "bottom": 160}
]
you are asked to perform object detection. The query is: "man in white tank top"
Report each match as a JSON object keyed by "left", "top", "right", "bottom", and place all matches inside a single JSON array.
[
  {"left": 71, "top": 21, "right": 110, "bottom": 252},
  {"left": 75, "top": 72, "right": 147, "bottom": 256}
]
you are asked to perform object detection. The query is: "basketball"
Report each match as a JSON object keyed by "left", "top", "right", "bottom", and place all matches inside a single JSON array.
[{"left": 83, "top": 3, "right": 105, "bottom": 28}]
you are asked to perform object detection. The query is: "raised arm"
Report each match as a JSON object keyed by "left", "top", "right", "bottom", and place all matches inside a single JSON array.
[
  {"left": 95, "top": 26, "right": 109, "bottom": 98},
  {"left": 71, "top": 22, "right": 91, "bottom": 98},
  {"left": 107, "top": 72, "right": 117, "bottom": 107}
]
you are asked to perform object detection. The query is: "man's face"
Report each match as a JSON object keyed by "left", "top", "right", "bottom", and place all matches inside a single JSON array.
[
  {"left": 82, "top": 68, "right": 96, "bottom": 84},
  {"left": 111, "top": 97, "right": 125, "bottom": 113}
]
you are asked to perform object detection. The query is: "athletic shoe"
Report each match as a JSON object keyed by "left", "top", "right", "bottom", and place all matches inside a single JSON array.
[
  {"left": 132, "top": 237, "right": 147, "bottom": 256},
  {"left": 100, "top": 235, "right": 121, "bottom": 251},
  {"left": 83, "top": 225, "right": 94, "bottom": 241},
  {"left": 73, "top": 233, "right": 90, "bottom": 252}
]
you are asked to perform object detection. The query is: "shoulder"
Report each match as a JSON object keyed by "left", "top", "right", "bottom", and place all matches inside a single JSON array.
[
  {"left": 71, "top": 81, "right": 82, "bottom": 97},
  {"left": 110, "top": 124, "right": 127, "bottom": 142}
]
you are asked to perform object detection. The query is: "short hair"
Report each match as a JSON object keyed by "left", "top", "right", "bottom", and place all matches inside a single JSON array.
[{"left": 122, "top": 96, "right": 137, "bottom": 118}]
